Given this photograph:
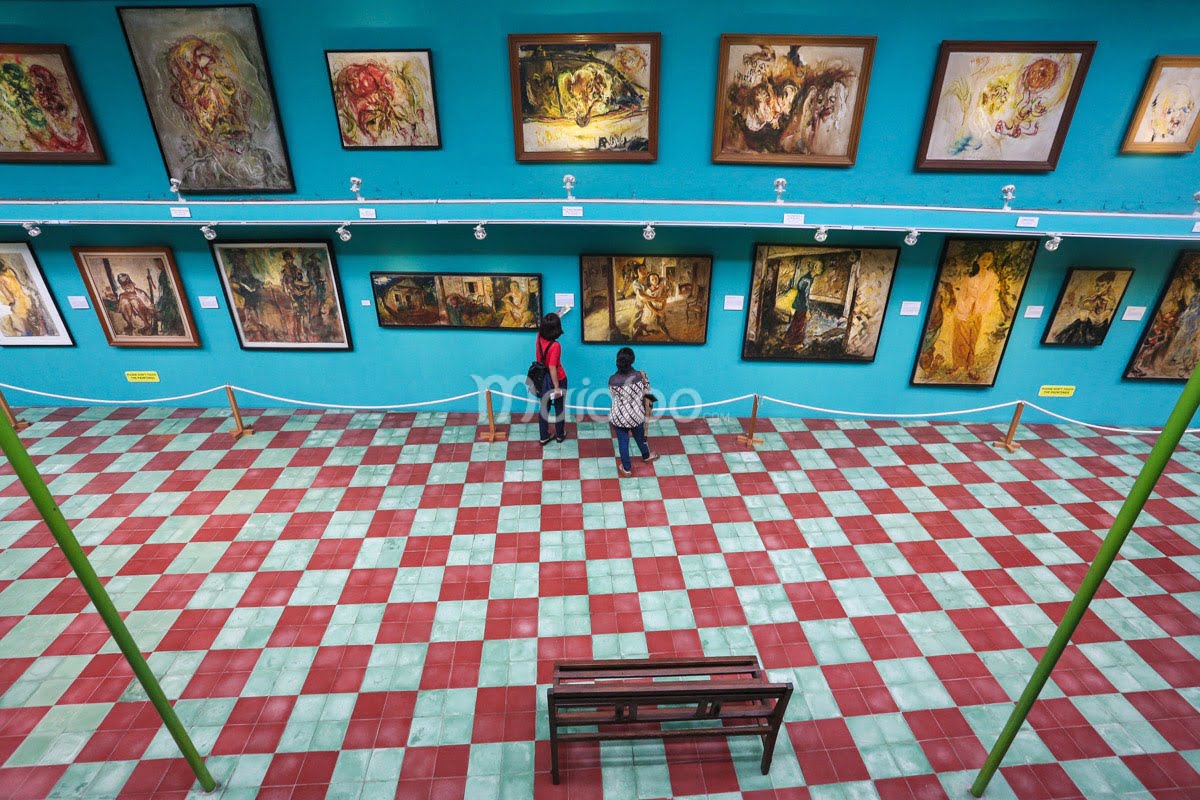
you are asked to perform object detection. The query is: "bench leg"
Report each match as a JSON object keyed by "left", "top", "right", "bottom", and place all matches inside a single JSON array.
[
  {"left": 548, "top": 693, "right": 561, "bottom": 784},
  {"left": 761, "top": 685, "right": 793, "bottom": 774},
  {"left": 760, "top": 729, "right": 779, "bottom": 774}
]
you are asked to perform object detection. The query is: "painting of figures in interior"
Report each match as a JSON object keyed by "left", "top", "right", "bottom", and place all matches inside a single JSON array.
[
  {"left": 508, "top": 33, "right": 659, "bottom": 161},
  {"left": 325, "top": 49, "right": 440, "bottom": 149},
  {"left": 581, "top": 255, "right": 711, "bottom": 344},
  {"left": 72, "top": 246, "right": 200, "bottom": 347},
  {"left": 1126, "top": 251, "right": 1200, "bottom": 380},
  {"left": 742, "top": 244, "right": 898, "bottom": 361},
  {"left": 0, "top": 44, "right": 104, "bottom": 162},
  {"left": 1122, "top": 56, "right": 1200, "bottom": 154},
  {"left": 712, "top": 35, "right": 875, "bottom": 166},
  {"left": 211, "top": 242, "right": 350, "bottom": 350},
  {"left": 917, "top": 40, "right": 1094, "bottom": 171},
  {"left": 912, "top": 237, "right": 1038, "bottom": 387},
  {"left": 371, "top": 272, "right": 541, "bottom": 329},
  {"left": 118, "top": 5, "right": 294, "bottom": 192},
  {"left": 0, "top": 243, "right": 72, "bottom": 346},
  {"left": 1042, "top": 267, "right": 1134, "bottom": 347}
]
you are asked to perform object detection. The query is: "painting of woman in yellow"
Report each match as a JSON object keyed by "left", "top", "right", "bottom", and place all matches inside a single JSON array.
[{"left": 0, "top": 244, "right": 72, "bottom": 346}]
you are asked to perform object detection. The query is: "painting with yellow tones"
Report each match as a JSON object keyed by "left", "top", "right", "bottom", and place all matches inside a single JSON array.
[
  {"left": 0, "top": 44, "right": 104, "bottom": 162},
  {"left": 325, "top": 50, "right": 441, "bottom": 150},
  {"left": 1122, "top": 56, "right": 1200, "bottom": 154},
  {"left": 0, "top": 243, "right": 73, "bottom": 346},
  {"left": 581, "top": 255, "right": 710, "bottom": 344},
  {"left": 1042, "top": 267, "right": 1133, "bottom": 347},
  {"left": 917, "top": 41, "right": 1094, "bottom": 171},
  {"left": 371, "top": 272, "right": 541, "bottom": 330},
  {"left": 912, "top": 238, "right": 1038, "bottom": 387}
]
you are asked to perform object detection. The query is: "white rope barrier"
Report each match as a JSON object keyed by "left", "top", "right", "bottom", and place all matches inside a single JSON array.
[
  {"left": 488, "top": 390, "right": 539, "bottom": 405},
  {"left": 227, "top": 386, "right": 480, "bottom": 411},
  {"left": 1021, "top": 401, "right": 1200, "bottom": 436},
  {"left": 656, "top": 394, "right": 756, "bottom": 413},
  {"left": 0, "top": 381, "right": 225, "bottom": 405},
  {"left": 760, "top": 395, "right": 1021, "bottom": 419}
]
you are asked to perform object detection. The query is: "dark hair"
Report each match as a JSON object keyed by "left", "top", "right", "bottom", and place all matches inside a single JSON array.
[
  {"left": 616, "top": 347, "right": 635, "bottom": 373},
  {"left": 539, "top": 312, "right": 563, "bottom": 341}
]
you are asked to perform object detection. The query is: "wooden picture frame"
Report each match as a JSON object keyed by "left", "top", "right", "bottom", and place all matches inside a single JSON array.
[
  {"left": 72, "top": 246, "right": 200, "bottom": 348},
  {"left": 325, "top": 49, "right": 442, "bottom": 150},
  {"left": 580, "top": 255, "right": 711, "bottom": 345},
  {"left": 1121, "top": 56, "right": 1200, "bottom": 154},
  {"left": 1126, "top": 251, "right": 1200, "bottom": 381},
  {"left": 916, "top": 40, "right": 1095, "bottom": 172},
  {"left": 508, "top": 32, "right": 660, "bottom": 162},
  {"left": 1041, "top": 267, "right": 1134, "bottom": 347},
  {"left": 0, "top": 43, "right": 105, "bottom": 163},
  {"left": 371, "top": 271, "right": 542, "bottom": 329},
  {"left": 712, "top": 34, "right": 875, "bottom": 166},
  {"left": 0, "top": 242, "right": 73, "bottom": 346}
]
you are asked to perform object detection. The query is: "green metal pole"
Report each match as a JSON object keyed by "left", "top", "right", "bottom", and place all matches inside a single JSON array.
[
  {"left": 971, "top": 360, "right": 1200, "bottom": 797},
  {"left": 0, "top": 413, "right": 217, "bottom": 792}
]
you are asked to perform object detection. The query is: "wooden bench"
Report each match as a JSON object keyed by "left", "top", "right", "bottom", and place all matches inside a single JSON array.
[{"left": 547, "top": 655, "right": 793, "bottom": 784}]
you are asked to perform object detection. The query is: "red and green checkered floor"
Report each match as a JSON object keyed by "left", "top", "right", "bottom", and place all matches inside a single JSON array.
[{"left": 2, "top": 405, "right": 1200, "bottom": 799}]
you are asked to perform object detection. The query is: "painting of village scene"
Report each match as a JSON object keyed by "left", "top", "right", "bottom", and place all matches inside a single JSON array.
[
  {"left": 1127, "top": 251, "right": 1200, "bottom": 380},
  {"left": 212, "top": 242, "right": 350, "bottom": 350},
  {"left": 72, "top": 246, "right": 199, "bottom": 347},
  {"left": 912, "top": 238, "right": 1038, "bottom": 387},
  {"left": 371, "top": 272, "right": 541, "bottom": 329},
  {"left": 742, "top": 245, "right": 898, "bottom": 361},
  {"left": 581, "top": 255, "right": 711, "bottom": 344}
]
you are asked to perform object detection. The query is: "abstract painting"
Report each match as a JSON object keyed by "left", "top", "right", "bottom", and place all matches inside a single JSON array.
[
  {"left": 1127, "top": 251, "right": 1200, "bottom": 381},
  {"left": 212, "top": 242, "right": 350, "bottom": 350},
  {"left": 371, "top": 272, "right": 541, "bottom": 329},
  {"left": 581, "top": 255, "right": 711, "bottom": 344},
  {"left": 742, "top": 244, "right": 898, "bottom": 361},
  {"left": 325, "top": 49, "right": 441, "bottom": 149},
  {"left": 712, "top": 35, "right": 875, "bottom": 166},
  {"left": 509, "top": 33, "right": 659, "bottom": 162},
  {"left": 0, "top": 44, "right": 104, "bottom": 162},
  {"left": 0, "top": 243, "right": 72, "bottom": 346},
  {"left": 118, "top": 5, "right": 294, "bottom": 192},
  {"left": 1042, "top": 267, "right": 1133, "bottom": 347},
  {"left": 72, "top": 246, "right": 199, "bottom": 347},
  {"left": 917, "top": 41, "right": 1095, "bottom": 171},
  {"left": 912, "top": 238, "right": 1038, "bottom": 387},
  {"left": 1122, "top": 56, "right": 1200, "bottom": 154}
]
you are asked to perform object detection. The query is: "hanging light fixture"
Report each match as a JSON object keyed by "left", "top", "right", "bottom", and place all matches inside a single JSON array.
[
  {"left": 1044, "top": 234, "right": 1062, "bottom": 252},
  {"left": 22, "top": 222, "right": 40, "bottom": 237},
  {"left": 642, "top": 223, "right": 656, "bottom": 241},
  {"left": 473, "top": 223, "right": 487, "bottom": 241},
  {"left": 200, "top": 225, "right": 217, "bottom": 241},
  {"left": 336, "top": 224, "right": 351, "bottom": 242},
  {"left": 813, "top": 226, "right": 829, "bottom": 243},
  {"left": 904, "top": 230, "right": 920, "bottom": 246}
]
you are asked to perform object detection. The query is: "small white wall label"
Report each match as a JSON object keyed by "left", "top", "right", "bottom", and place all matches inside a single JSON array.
[
  {"left": 899, "top": 301, "right": 922, "bottom": 316},
  {"left": 554, "top": 293, "right": 575, "bottom": 308},
  {"left": 67, "top": 295, "right": 89, "bottom": 309},
  {"left": 198, "top": 296, "right": 219, "bottom": 309},
  {"left": 361, "top": 299, "right": 371, "bottom": 306},
  {"left": 562, "top": 206, "right": 583, "bottom": 217},
  {"left": 358, "top": 208, "right": 377, "bottom": 219},
  {"left": 1023, "top": 305, "right": 1044, "bottom": 318},
  {"left": 782, "top": 213, "right": 806, "bottom": 226},
  {"left": 1122, "top": 306, "right": 1146, "bottom": 321},
  {"left": 169, "top": 206, "right": 191, "bottom": 218},
  {"left": 723, "top": 295, "right": 745, "bottom": 311},
  {"left": 1016, "top": 216, "right": 1040, "bottom": 228}
]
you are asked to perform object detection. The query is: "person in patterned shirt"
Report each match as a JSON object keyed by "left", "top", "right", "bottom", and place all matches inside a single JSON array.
[{"left": 608, "top": 347, "right": 660, "bottom": 477}]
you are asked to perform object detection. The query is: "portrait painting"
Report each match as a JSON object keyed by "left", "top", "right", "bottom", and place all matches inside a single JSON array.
[
  {"left": 742, "top": 244, "right": 898, "bottom": 361},
  {"left": 713, "top": 35, "right": 875, "bottom": 166},
  {"left": 325, "top": 49, "right": 440, "bottom": 149},
  {"left": 0, "top": 243, "right": 72, "bottom": 346},
  {"left": 0, "top": 44, "right": 104, "bottom": 162},
  {"left": 1126, "top": 251, "right": 1200, "bottom": 381},
  {"left": 212, "top": 242, "right": 350, "bottom": 350},
  {"left": 581, "top": 255, "right": 711, "bottom": 345},
  {"left": 1122, "top": 56, "right": 1200, "bottom": 154},
  {"left": 118, "top": 5, "right": 294, "bottom": 192},
  {"left": 72, "top": 246, "right": 199, "bottom": 347},
  {"left": 917, "top": 41, "right": 1095, "bottom": 171},
  {"left": 371, "top": 272, "right": 541, "bottom": 329},
  {"left": 1042, "top": 267, "right": 1133, "bottom": 347},
  {"left": 912, "top": 238, "right": 1038, "bottom": 387},
  {"left": 509, "top": 33, "right": 659, "bottom": 162}
]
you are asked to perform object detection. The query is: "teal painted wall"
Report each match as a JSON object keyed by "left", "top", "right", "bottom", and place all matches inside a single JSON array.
[{"left": 2, "top": 0, "right": 1198, "bottom": 424}]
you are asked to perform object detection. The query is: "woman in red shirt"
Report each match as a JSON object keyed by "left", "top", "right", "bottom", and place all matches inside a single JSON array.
[{"left": 536, "top": 313, "right": 567, "bottom": 445}]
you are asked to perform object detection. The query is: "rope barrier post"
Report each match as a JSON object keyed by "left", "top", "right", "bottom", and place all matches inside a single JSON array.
[
  {"left": 971, "top": 360, "right": 1200, "bottom": 797},
  {"left": 225, "top": 385, "right": 253, "bottom": 440},
  {"left": 0, "top": 410, "right": 218, "bottom": 792},
  {"left": 736, "top": 394, "right": 764, "bottom": 447},
  {"left": 479, "top": 389, "right": 507, "bottom": 442},
  {"left": 992, "top": 401, "right": 1025, "bottom": 453},
  {"left": 0, "top": 389, "right": 29, "bottom": 432}
]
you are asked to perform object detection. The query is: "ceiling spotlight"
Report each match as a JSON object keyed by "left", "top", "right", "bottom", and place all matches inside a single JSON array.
[
  {"left": 1001, "top": 184, "right": 1016, "bottom": 211},
  {"left": 336, "top": 224, "right": 351, "bottom": 242},
  {"left": 813, "top": 226, "right": 829, "bottom": 243},
  {"left": 774, "top": 177, "right": 787, "bottom": 203},
  {"left": 1045, "top": 234, "right": 1062, "bottom": 252},
  {"left": 200, "top": 225, "right": 217, "bottom": 241},
  {"left": 563, "top": 174, "right": 576, "bottom": 200},
  {"left": 642, "top": 223, "right": 656, "bottom": 241},
  {"left": 169, "top": 177, "right": 184, "bottom": 201},
  {"left": 1194, "top": 190, "right": 1200, "bottom": 215},
  {"left": 473, "top": 223, "right": 487, "bottom": 241},
  {"left": 349, "top": 176, "right": 363, "bottom": 200},
  {"left": 22, "top": 222, "right": 40, "bottom": 237},
  {"left": 904, "top": 229, "right": 920, "bottom": 246}
]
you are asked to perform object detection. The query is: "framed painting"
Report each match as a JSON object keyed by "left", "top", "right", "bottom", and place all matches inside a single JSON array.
[
  {"left": 117, "top": 5, "right": 295, "bottom": 193},
  {"left": 911, "top": 237, "right": 1038, "bottom": 387},
  {"left": 325, "top": 49, "right": 441, "bottom": 149},
  {"left": 371, "top": 272, "right": 541, "bottom": 329},
  {"left": 1042, "top": 267, "right": 1134, "bottom": 347},
  {"left": 916, "top": 40, "right": 1095, "bottom": 171},
  {"left": 72, "top": 246, "right": 200, "bottom": 347},
  {"left": 1121, "top": 56, "right": 1200, "bottom": 154},
  {"left": 580, "top": 255, "right": 711, "bottom": 345},
  {"left": 742, "top": 244, "right": 899, "bottom": 362},
  {"left": 508, "top": 33, "right": 660, "bottom": 162},
  {"left": 0, "top": 44, "right": 105, "bottom": 162},
  {"left": 1126, "top": 251, "right": 1200, "bottom": 381},
  {"left": 0, "top": 243, "right": 73, "bottom": 346},
  {"left": 712, "top": 34, "right": 875, "bottom": 166},
  {"left": 211, "top": 241, "right": 351, "bottom": 350}
]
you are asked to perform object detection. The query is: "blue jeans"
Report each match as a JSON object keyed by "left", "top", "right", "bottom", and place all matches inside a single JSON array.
[
  {"left": 539, "top": 378, "right": 566, "bottom": 440},
  {"left": 612, "top": 423, "right": 649, "bottom": 471}
]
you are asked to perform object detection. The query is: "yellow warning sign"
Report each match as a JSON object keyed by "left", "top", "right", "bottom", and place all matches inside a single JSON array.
[
  {"left": 1038, "top": 385, "right": 1075, "bottom": 398},
  {"left": 125, "top": 371, "right": 160, "bottom": 383}
]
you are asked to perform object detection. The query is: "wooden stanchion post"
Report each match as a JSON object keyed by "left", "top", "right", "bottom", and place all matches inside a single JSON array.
[
  {"left": 736, "top": 394, "right": 764, "bottom": 447},
  {"left": 992, "top": 401, "right": 1025, "bottom": 453},
  {"left": 0, "top": 389, "right": 29, "bottom": 432},
  {"left": 479, "top": 389, "right": 507, "bottom": 442},
  {"left": 226, "top": 385, "right": 253, "bottom": 440}
]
